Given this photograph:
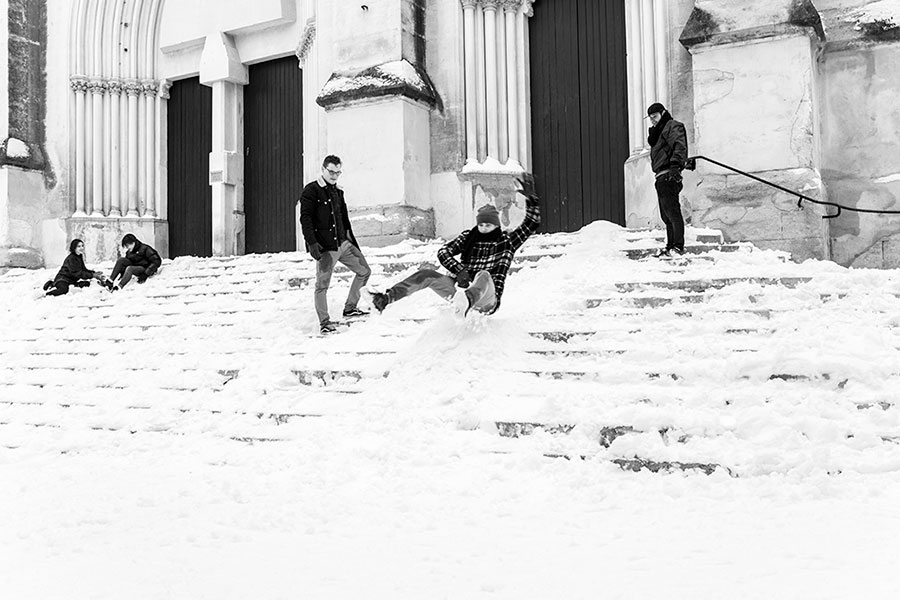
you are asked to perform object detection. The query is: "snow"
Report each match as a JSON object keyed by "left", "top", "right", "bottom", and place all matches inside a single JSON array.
[
  {"left": 2, "top": 223, "right": 900, "bottom": 598},
  {"left": 4, "top": 137, "right": 30, "bottom": 159},
  {"left": 319, "top": 59, "right": 432, "bottom": 98},
  {"left": 846, "top": 0, "right": 900, "bottom": 28}
]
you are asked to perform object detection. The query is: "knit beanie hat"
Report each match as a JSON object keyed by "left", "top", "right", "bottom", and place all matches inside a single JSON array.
[{"left": 476, "top": 204, "right": 501, "bottom": 228}]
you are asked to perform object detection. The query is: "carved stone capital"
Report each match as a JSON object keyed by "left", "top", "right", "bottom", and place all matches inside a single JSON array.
[
  {"left": 141, "top": 79, "right": 159, "bottom": 97},
  {"left": 87, "top": 77, "right": 108, "bottom": 95},
  {"left": 502, "top": 0, "right": 521, "bottom": 13},
  {"left": 123, "top": 79, "right": 143, "bottom": 97},
  {"left": 460, "top": 0, "right": 478, "bottom": 9},
  {"left": 523, "top": 0, "right": 534, "bottom": 17},
  {"left": 69, "top": 75, "right": 89, "bottom": 94},
  {"left": 106, "top": 79, "right": 124, "bottom": 95},
  {"left": 295, "top": 16, "right": 317, "bottom": 64},
  {"left": 158, "top": 80, "right": 172, "bottom": 100},
  {"left": 482, "top": 0, "right": 500, "bottom": 11}
]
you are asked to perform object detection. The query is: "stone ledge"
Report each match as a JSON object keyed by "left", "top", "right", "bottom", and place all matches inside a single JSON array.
[{"left": 316, "top": 59, "right": 439, "bottom": 111}]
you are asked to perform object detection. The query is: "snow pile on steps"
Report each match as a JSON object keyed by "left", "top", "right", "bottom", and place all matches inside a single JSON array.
[{"left": 1, "top": 222, "right": 899, "bottom": 481}]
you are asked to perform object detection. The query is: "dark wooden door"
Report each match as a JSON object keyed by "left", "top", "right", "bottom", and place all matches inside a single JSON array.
[
  {"left": 530, "top": 0, "right": 628, "bottom": 232},
  {"left": 167, "top": 77, "right": 212, "bottom": 257},
  {"left": 244, "top": 56, "right": 304, "bottom": 254}
]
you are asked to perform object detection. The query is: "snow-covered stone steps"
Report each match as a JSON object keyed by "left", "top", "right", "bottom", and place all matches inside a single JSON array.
[
  {"left": 625, "top": 243, "right": 754, "bottom": 260},
  {"left": 612, "top": 276, "right": 812, "bottom": 293}
]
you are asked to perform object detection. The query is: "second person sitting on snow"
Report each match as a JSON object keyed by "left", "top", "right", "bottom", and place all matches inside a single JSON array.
[
  {"left": 104, "top": 233, "right": 162, "bottom": 291},
  {"left": 371, "top": 175, "right": 541, "bottom": 316},
  {"left": 42, "top": 238, "right": 107, "bottom": 296}
]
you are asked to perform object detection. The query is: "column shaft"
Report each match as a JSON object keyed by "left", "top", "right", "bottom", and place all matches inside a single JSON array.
[
  {"left": 463, "top": 3, "right": 478, "bottom": 163},
  {"left": 653, "top": 0, "right": 668, "bottom": 109},
  {"left": 483, "top": 3, "right": 500, "bottom": 160},
  {"left": 626, "top": 0, "right": 645, "bottom": 152},
  {"left": 109, "top": 85, "right": 123, "bottom": 216},
  {"left": 504, "top": 5, "right": 519, "bottom": 166},
  {"left": 474, "top": 4, "right": 487, "bottom": 161},
  {"left": 639, "top": 0, "right": 657, "bottom": 109},
  {"left": 127, "top": 81, "right": 140, "bottom": 216},
  {"left": 90, "top": 82, "right": 105, "bottom": 216},
  {"left": 72, "top": 81, "right": 88, "bottom": 216}
]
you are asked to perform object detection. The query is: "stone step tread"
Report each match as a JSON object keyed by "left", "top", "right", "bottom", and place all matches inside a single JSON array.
[
  {"left": 625, "top": 243, "right": 753, "bottom": 260},
  {"left": 613, "top": 276, "right": 813, "bottom": 292}
]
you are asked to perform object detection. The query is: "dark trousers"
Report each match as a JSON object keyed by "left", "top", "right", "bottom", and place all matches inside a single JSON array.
[
  {"left": 389, "top": 269, "right": 497, "bottom": 313},
  {"left": 110, "top": 258, "right": 147, "bottom": 288},
  {"left": 655, "top": 174, "right": 685, "bottom": 250},
  {"left": 45, "top": 280, "right": 90, "bottom": 296}
]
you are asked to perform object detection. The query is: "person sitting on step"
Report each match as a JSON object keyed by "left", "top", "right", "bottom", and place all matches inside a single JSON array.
[
  {"left": 104, "top": 233, "right": 162, "bottom": 291},
  {"left": 371, "top": 175, "right": 541, "bottom": 317},
  {"left": 42, "top": 238, "right": 107, "bottom": 297}
]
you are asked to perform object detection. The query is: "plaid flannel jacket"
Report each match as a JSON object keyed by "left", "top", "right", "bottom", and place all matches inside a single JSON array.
[{"left": 437, "top": 197, "right": 541, "bottom": 306}]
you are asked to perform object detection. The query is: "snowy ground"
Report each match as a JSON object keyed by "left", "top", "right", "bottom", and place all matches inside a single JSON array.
[{"left": 2, "top": 222, "right": 900, "bottom": 599}]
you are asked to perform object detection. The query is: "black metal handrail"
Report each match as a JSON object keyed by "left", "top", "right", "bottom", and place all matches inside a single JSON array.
[{"left": 685, "top": 155, "right": 900, "bottom": 220}]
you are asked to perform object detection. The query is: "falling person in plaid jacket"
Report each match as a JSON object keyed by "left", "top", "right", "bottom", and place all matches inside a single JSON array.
[{"left": 371, "top": 176, "right": 540, "bottom": 316}]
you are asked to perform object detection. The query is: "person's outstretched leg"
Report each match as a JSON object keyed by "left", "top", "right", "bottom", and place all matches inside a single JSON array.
[
  {"left": 338, "top": 242, "right": 371, "bottom": 315},
  {"left": 373, "top": 269, "right": 457, "bottom": 312}
]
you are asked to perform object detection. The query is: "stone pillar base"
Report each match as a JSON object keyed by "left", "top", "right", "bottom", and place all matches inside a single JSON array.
[
  {"left": 351, "top": 205, "right": 434, "bottom": 248},
  {"left": 67, "top": 217, "right": 169, "bottom": 262},
  {"left": 691, "top": 167, "right": 829, "bottom": 261}
]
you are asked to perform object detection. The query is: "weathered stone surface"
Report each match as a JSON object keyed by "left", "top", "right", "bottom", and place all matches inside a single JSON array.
[
  {"left": 0, "top": 245, "right": 43, "bottom": 269},
  {"left": 613, "top": 456, "right": 735, "bottom": 477},
  {"left": 350, "top": 204, "right": 434, "bottom": 246},
  {"left": 67, "top": 217, "right": 169, "bottom": 262}
]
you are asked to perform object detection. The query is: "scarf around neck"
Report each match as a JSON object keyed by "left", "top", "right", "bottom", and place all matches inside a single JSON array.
[
  {"left": 647, "top": 111, "right": 672, "bottom": 147},
  {"left": 461, "top": 226, "right": 503, "bottom": 265}
]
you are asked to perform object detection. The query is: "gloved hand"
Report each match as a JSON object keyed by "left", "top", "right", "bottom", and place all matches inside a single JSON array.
[
  {"left": 136, "top": 273, "right": 148, "bottom": 284},
  {"left": 309, "top": 242, "right": 323, "bottom": 261},
  {"left": 455, "top": 269, "right": 471, "bottom": 288},
  {"left": 516, "top": 173, "right": 539, "bottom": 200}
]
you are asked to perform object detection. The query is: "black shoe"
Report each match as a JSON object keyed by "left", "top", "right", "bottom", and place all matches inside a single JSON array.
[
  {"left": 653, "top": 247, "right": 672, "bottom": 258},
  {"left": 343, "top": 307, "right": 369, "bottom": 318},
  {"left": 42, "top": 280, "right": 54, "bottom": 291},
  {"left": 320, "top": 321, "right": 338, "bottom": 334},
  {"left": 371, "top": 291, "right": 391, "bottom": 313},
  {"left": 103, "top": 279, "right": 115, "bottom": 291},
  {"left": 673, "top": 246, "right": 685, "bottom": 255}
]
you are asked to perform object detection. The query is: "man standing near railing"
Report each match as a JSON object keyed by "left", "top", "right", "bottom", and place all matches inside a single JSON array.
[{"left": 647, "top": 102, "right": 688, "bottom": 257}]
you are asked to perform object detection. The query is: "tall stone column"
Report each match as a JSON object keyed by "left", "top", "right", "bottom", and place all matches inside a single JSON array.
[
  {"left": 200, "top": 32, "right": 248, "bottom": 257},
  {"left": 107, "top": 80, "right": 123, "bottom": 217},
  {"left": 88, "top": 78, "right": 106, "bottom": 216},
  {"left": 124, "top": 78, "right": 142, "bottom": 217}
]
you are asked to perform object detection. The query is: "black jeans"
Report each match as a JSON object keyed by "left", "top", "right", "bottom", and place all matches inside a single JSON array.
[
  {"left": 110, "top": 258, "right": 147, "bottom": 288},
  {"left": 655, "top": 173, "right": 684, "bottom": 250}
]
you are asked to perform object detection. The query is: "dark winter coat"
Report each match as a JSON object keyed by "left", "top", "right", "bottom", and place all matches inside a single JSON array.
[
  {"left": 649, "top": 113, "right": 688, "bottom": 175},
  {"left": 299, "top": 177, "right": 359, "bottom": 253},
  {"left": 125, "top": 240, "right": 162, "bottom": 276},
  {"left": 437, "top": 196, "right": 541, "bottom": 312},
  {"left": 54, "top": 253, "right": 96, "bottom": 285}
]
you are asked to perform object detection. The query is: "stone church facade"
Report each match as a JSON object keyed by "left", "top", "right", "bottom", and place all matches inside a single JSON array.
[{"left": 1, "top": 0, "right": 899, "bottom": 269}]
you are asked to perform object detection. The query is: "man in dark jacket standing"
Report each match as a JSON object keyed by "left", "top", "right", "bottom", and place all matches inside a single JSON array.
[
  {"left": 299, "top": 155, "right": 371, "bottom": 334},
  {"left": 105, "top": 233, "right": 162, "bottom": 290},
  {"left": 647, "top": 102, "right": 688, "bottom": 257}
]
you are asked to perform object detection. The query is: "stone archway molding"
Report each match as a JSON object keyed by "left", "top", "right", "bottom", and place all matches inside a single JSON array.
[{"left": 68, "top": 0, "right": 169, "bottom": 219}]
